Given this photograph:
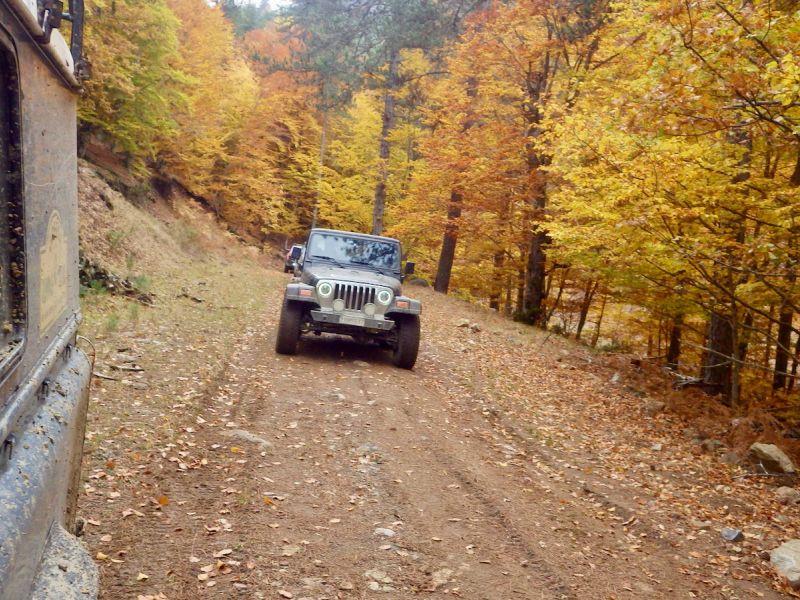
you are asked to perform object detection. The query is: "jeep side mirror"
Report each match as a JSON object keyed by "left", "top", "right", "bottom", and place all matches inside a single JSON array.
[{"left": 404, "top": 262, "right": 415, "bottom": 275}]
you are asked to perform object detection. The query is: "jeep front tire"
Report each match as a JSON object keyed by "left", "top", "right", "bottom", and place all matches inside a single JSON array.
[
  {"left": 392, "top": 314, "right": 420, "bottom": 369},
  {"left": 275, "top": 300, "right": 303, "bottom": 354}
]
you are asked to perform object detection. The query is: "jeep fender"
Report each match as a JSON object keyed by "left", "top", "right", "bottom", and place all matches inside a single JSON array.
[
  {"left": 284, "top": 283, "right": 318, "bottom": 304},
  {"left": 386, "top": 296, "right": 422, "bottom": 316}
]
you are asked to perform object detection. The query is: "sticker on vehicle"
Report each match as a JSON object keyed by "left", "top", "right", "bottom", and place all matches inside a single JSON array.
[{"left": 39, "top": 211, "right": 68, "bottom": 333}]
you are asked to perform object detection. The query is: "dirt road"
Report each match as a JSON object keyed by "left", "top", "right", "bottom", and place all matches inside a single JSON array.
[{"left": 80, "top": 266, "right": 797, "bottom": 600}]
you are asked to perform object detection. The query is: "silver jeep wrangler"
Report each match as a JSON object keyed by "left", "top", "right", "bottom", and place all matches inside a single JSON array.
[{"left": 275, "top": 228, "right": 422, "bottom": 369}]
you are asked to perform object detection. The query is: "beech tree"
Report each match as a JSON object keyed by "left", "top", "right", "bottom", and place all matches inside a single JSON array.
[
  {"left": 80, "top": 0, "right": 184, "bottom": 174},
  {"left": 545, "top": 0, "right": 800, "bottom": 405},
  {"left": 286, "top": 0, "right": 481, "bottom": 234}
]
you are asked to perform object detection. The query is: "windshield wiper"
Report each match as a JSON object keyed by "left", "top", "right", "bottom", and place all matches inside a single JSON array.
[
  {"left": 312, "top": 255, "right": 345, "bottom": 268},
  {"left": 350, "top": 260, "right": 390, "bottom": 276}
]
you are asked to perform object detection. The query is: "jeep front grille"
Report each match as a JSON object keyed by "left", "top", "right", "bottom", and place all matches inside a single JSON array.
[{"left": 334, "top": 283, "right": 376, "bottom": 311}]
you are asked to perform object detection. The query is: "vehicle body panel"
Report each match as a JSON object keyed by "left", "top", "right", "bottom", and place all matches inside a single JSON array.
[
  {"left": 0, "top": 2, "right": 95, "bottom": 598},
  {"left": 309, "top": 309, "right": 396, "bottom": 331},
  {"left": 302, "top": 264, "right": 403, "bottom": 294}
]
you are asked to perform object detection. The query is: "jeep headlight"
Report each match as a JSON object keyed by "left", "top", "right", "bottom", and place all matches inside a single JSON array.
[
  {"left": 376, "top": 289, "right": 393, "bottom": 306},
  {"left": 317, "top": 281, "right": 334, "bottom": 298}
]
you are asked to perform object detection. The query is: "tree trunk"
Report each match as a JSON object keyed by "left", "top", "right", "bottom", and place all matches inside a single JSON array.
[
  {"left": 730, "top": 307, "right": 742, "bottom": 409},
  {"left": 517, "top": 6, "right": 605, "bottom": 327},
  {"left": 773, "top": 304, "right": 793, "bottom": 390},
  {"left": 520, "top": 40, "right": 551, "bottom": 327},
  {"left": 504, "top": 275, "right": 513, "bottom": 316},
  {"left": 656, "top": 320, "right": 662, "bottom": 357},
  {"left": 433, "top": 189, "right": 462, "bottom": 294},
  {"left": 790, "top": 144, "right": 800, "bottom": 187},
  {"left": 666, "top": 314, "right": 683, "bottom": 370},
  {"left": 523, "top": 228, "right": 548, "bottom": 325},
  {"left": 764, "top": 304, "right": 775, "bottom": 368},
  {"left": 371, "top": 49, "right": 400, "bottom": 236},
  {"left": 783, "top": 149, "right": 800, "bottom": 388},
  {"left": 544, "top": 267, "right": 569, "bottom": 326},
  {"left": 738, "top": 311, "right": 753, "bottom": 366},
  {"left": 703, "top": 311, "right": 733, "bottom": 398},
  {"left": 489, "top": 251, "right": 504, "bottom": 310},
  {"left": 575, "top": 280, "right": 597, "bottom": 340},
  {"left": 699, "top": 334, "right": 709, "bottom": 379},
  {"left": 516, "top": 269, "right": 525, "bottom": 316},
  {"left": 788, "top": 333, "right": 800, "bottom": 393},
  {"left": 434, "top": 74, "right": 479, "bottom": 293},
  {"left": 702, "top": 115, "right": 749, "bottom": 404},
  {"left": 591, "top": 294, "right": 606, "bottom": 348},
  {"left": 544, "top": 270, "right": 554, "bottom": 303}
]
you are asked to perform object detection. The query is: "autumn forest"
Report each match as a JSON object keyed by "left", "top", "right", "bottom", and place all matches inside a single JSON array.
[{"left": 80, "top": 0, "right": 800, "bottom": 413}]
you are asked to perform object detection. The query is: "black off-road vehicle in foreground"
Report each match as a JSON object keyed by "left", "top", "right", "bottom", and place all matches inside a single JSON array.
[{"left": 275, "top": 229, "right": 421, "bottom": 369}]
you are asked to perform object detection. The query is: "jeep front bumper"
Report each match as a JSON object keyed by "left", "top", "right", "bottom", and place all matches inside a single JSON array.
[{"left": 309, "top": 310, "right": 395, "bottom": 331}]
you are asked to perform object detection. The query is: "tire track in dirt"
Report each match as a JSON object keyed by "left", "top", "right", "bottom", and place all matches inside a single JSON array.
[
  {"left": 202, "top": 306, "right": 780, "bottom": 600},
  {"left": 348, "top": 370, "right": 576, "bottom": 599},
  {"left": 381, "top": 392, "right": 576, "bottom": 597},
  {"left": 219, "top": 332, "right": 442, "bottom": 596}
]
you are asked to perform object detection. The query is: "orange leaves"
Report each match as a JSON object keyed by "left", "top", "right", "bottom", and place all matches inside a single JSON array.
[
  {"left": 161, "top": 0, "right": 260, "bottom": 201},
  {"left": 396, "top": 2, "right": 547, "bottom": 291},
  {"left": 81, "top": 0, "right": 320, "bottom": 241}
]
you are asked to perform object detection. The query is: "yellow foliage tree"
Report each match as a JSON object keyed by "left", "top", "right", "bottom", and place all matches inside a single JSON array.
[
  {"left": 162, "top": 0, "right": 260, "bottom": 202},
  {"left": 80, "top": 0, "right": 184, "bottom": 175}
]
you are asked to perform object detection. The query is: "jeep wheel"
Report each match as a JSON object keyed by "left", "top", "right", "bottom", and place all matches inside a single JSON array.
[
  {"left": 275, "top": 300, "right": 303, "bottom": 355},
  {"left": 392, "top": 314, "right": 420, "bottom": 369}
]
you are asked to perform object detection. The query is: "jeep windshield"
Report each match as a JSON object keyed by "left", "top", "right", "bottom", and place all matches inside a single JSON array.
[{"left": 307, "top": 232, "right": 400, "bottom": 271}]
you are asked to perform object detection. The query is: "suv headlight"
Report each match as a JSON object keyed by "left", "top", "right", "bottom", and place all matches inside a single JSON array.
[
  {"left": 317, "top": 281, "right": 334, "bottom": 298},
  {"left": 376, "top": 289, "right": 393, "bottom": 305}
]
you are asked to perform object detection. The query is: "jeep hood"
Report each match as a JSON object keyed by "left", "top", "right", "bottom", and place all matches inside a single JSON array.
[{"left": 302, "top": 265, "right": 402, "bottom": 293}]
